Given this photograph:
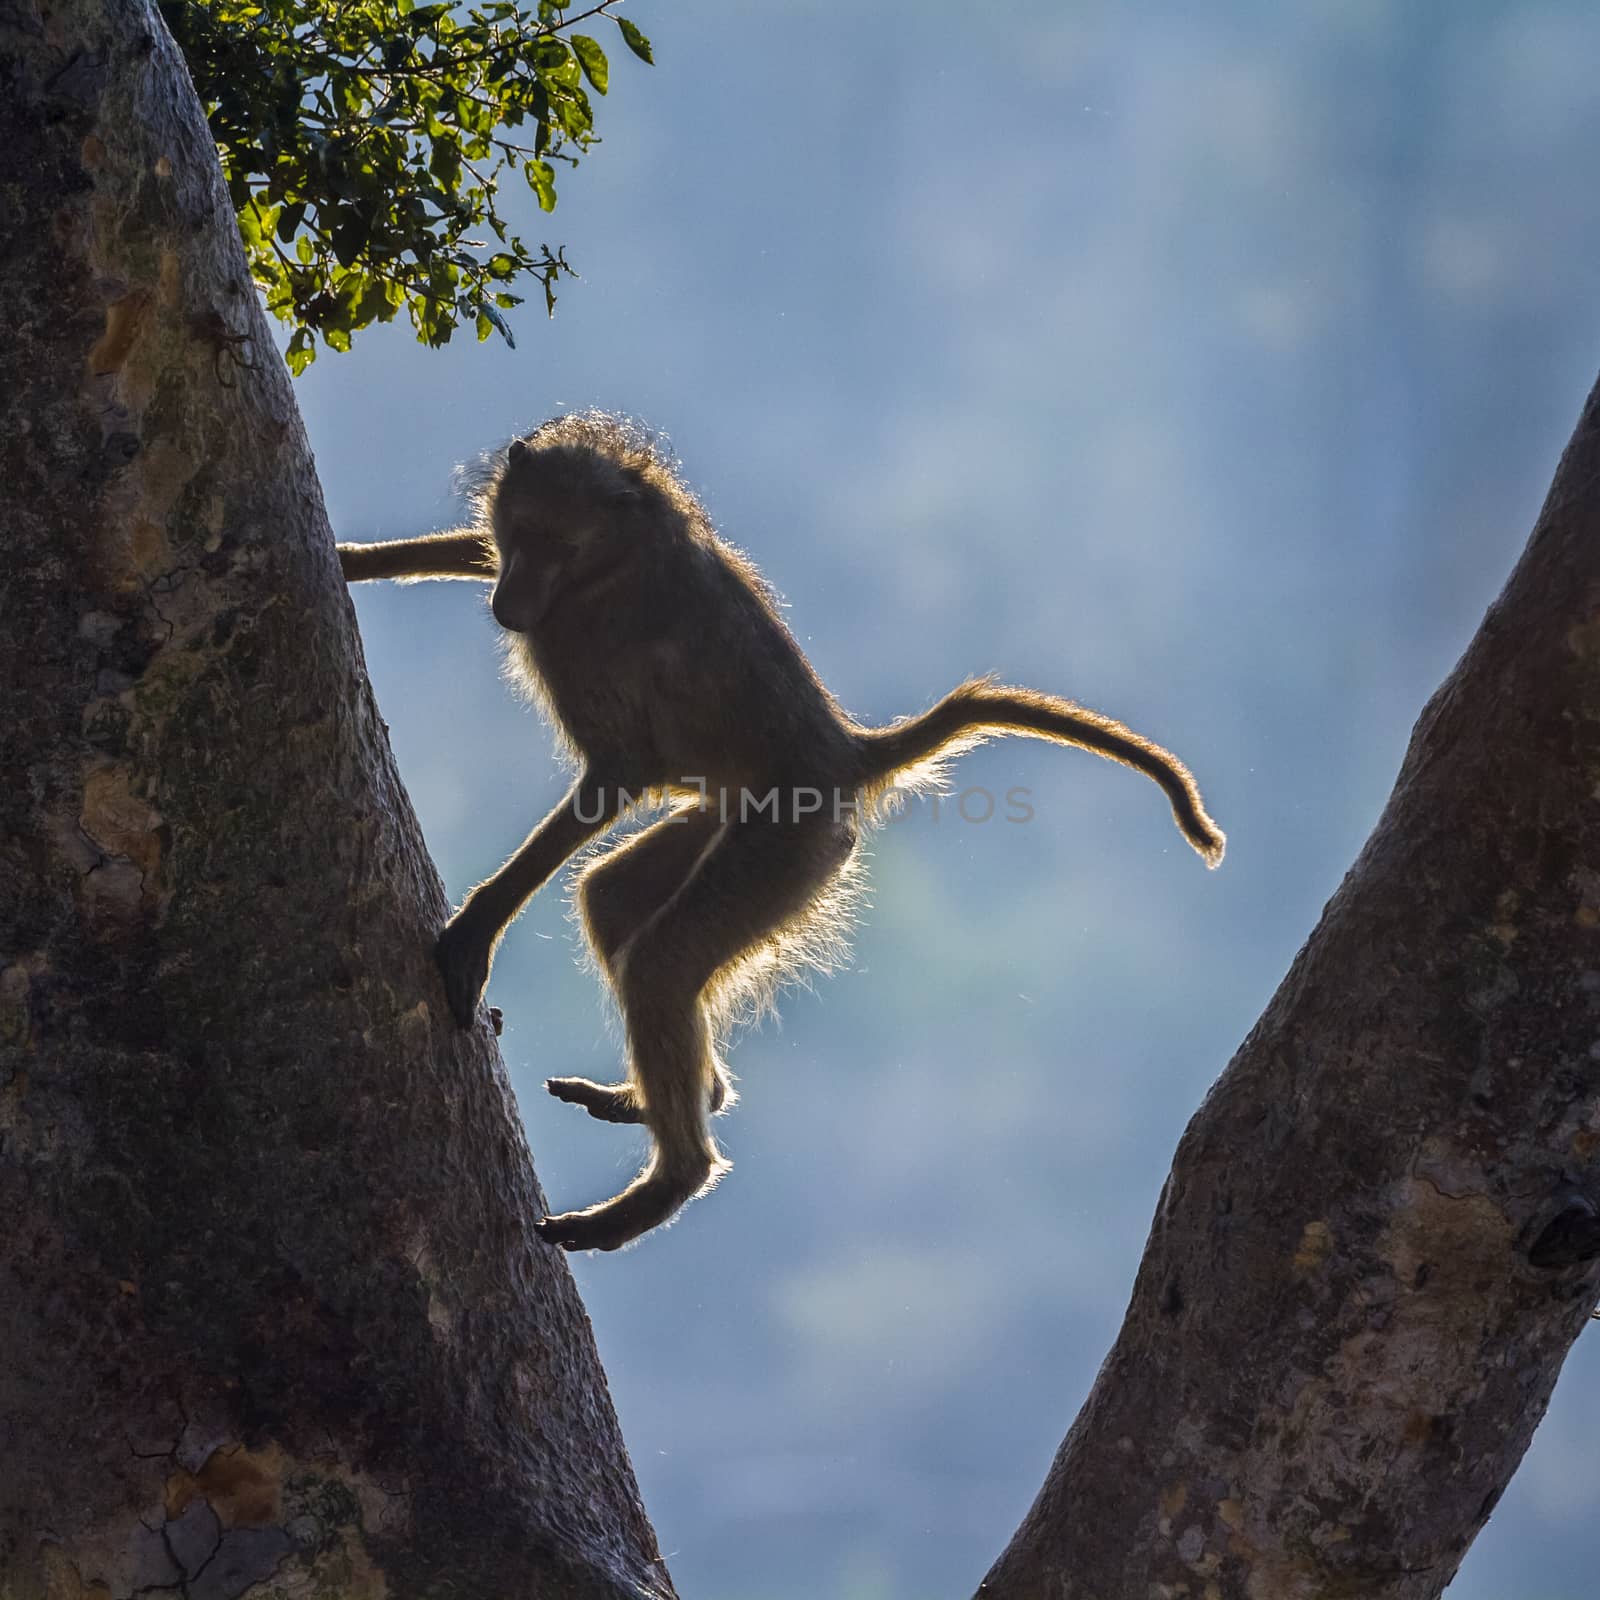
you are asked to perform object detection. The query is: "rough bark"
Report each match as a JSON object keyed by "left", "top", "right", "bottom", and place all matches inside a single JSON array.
[
  {"left": 979, "top": 379, "right": 1600, "bottom": 1599},
  {"left": 0, "top": 2, "right": 672, "bottom": 1596}
]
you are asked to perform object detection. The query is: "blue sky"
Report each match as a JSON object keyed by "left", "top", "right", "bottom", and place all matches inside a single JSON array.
[{"left": 295, "top": 4, "right": 1600, "bottom": 1594}]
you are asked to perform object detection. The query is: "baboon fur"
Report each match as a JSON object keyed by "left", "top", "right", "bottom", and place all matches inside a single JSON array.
[{"left": 339, "top": 412, "right": 1224, "bottom": 1251}]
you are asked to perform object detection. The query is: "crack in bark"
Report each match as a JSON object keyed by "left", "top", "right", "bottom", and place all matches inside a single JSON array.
[
  {"left": 1411, "top": 1172, "right": 1485, "bottom": 1204},
  {"left": 158, "top": 1524, "right": 193, "bottom": 1600},
  {"left": 128, "top": 1438, "right": 180, "bottom": 1460}
]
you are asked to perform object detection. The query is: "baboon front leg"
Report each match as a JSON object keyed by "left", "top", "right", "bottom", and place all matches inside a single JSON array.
[
  {"left": 537, "top": 815, "right": 857, "bottom": 1251},
  {"left": 436, "top": 775, "right": 627, "bottom": 1027},
  {"left": 338, "top": 528, "right": 495, "bottom": 583}
]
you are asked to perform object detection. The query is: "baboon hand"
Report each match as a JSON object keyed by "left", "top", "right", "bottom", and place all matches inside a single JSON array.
[{"left": 435, "top": 916, "right": 492, "bottom": 1029}]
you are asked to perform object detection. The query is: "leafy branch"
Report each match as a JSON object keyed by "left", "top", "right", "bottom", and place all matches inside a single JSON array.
[{"left": 160, "top": 0, "right": 654, "bottom": 373}]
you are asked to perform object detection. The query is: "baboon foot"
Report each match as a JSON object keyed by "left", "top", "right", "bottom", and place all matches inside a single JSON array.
[
  {"left": 534, "top": 1159, "right": 726, "bottom": 1252},
  {"left": 546, "top": 1074, "right": 733, "bottom": 1121},
  {"left": 546, "top": 1077, "right": 643, "bottom": 1124}
]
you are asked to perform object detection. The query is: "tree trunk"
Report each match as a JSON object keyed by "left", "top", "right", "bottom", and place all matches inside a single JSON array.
[
  {"left": 980, "top": 377, "right": 1600, "bottom": 1598},
  {"left": 0, "top": 2, "right": 672, "bottom": 1595}
]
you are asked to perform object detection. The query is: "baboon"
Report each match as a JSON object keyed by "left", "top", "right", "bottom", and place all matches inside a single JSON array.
[{"left": 339, "top": 413, "right": 1225, "bottom": 1252}]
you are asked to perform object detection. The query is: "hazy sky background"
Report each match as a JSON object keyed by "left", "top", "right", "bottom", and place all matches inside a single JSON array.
[{"left": 292, "top": 3, "right": 1600, "bottom": 1594}]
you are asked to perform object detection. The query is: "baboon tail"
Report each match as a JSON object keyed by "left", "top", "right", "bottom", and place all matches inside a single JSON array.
[{"left": 852, "top": 678, "right": 1225, "bottom": 868}]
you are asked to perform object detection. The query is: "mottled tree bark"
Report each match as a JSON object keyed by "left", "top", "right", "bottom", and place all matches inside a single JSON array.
[
  {"left": 0, "top": 3, "right": 671, "bottom": 1597},
  {"left": 980, "top": 383, "right": 1600, "bottom": 1598}
]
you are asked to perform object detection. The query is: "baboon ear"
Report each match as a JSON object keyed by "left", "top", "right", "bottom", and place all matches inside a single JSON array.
[{"left": 507, "top": 438, "right": 532, "bottom": 465}]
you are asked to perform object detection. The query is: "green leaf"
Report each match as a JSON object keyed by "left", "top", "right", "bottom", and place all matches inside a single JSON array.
[
  {"left": 523, "top": 158, "right": 557, "bottom": 212},
  {"left": 615, "top": 15, "right": 652, "bottom": 63},
  {"left": 570, "top": 34, "right": 607, "bottom": 94},
  {"left": 538, "top": 52, "right": 581, "bottom": 90},
  {"left": 285, "top": 328, "right": 317, "bottom": 375},
  {"left": 531, "top": 36, "right": 570, "bottom": 70},
  {"left": 429, "top": 137, "right": 462, "bottom": 189},
  {"left": 356, "top": 276, "right": 390, "bottom": 323}
]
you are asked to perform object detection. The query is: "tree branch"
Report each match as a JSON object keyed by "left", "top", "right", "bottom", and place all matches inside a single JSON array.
[
  {"left": 980, "top": 375, "right": 1600, "bottom": 1597},
  {"left": 0, "top": 1, "right": 670, "bottom": 1594}
]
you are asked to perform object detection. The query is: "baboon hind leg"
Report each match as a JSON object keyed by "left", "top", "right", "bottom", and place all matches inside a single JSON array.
[
  {"left": 536, "top": 814, "right": 857, "bottom": 1252},
  {"left": 549, "top": 808, "right": 731, "bottom": 1126}
]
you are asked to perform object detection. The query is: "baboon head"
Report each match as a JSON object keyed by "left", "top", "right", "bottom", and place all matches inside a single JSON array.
[{"left": 488, "top": 435, "right": 647, "bottom": 633}]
